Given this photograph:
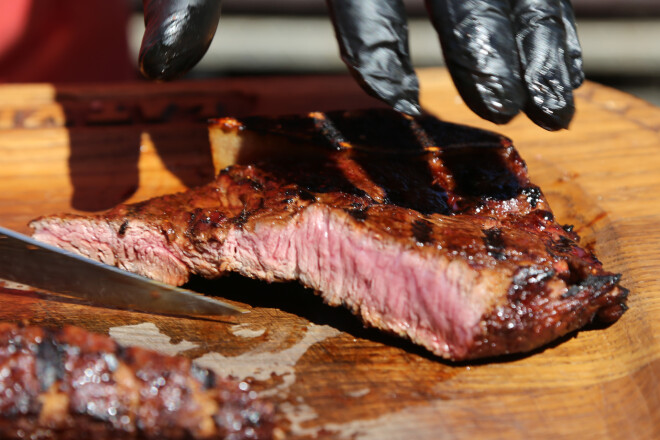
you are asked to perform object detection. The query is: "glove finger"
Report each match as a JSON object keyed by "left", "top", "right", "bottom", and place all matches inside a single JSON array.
[
  {"left": 426, "top": 0, "right": 525, "bottom": 125},
  {"left": 326, "top": 0, "right": 421, "bottom": 116},
  {"left": 512, "top": 0, "right": 575, "bottom": 130},
  {"left": 139, "top": 0, "right": 223, "bottom": 80},
  {"left": 560, "top": 0, "right": 584, "bottom": 89}
]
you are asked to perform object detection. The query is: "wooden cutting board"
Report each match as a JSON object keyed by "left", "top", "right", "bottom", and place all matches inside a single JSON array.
[{"left": 0, "top": 68, "right": 658, "bottom": 439}]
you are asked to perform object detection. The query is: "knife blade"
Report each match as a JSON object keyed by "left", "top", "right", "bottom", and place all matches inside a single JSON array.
[{"left": 0, "top": 226, "right": 246, "bottom": 317}]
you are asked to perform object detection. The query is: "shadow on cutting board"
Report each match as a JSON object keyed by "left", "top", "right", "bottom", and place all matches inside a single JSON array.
[
  {"left": 54, "top": 85, "right": 256, "bottom": 211},
  {"left": 185, "top": 274, "right": 584, "bottom": 365}
]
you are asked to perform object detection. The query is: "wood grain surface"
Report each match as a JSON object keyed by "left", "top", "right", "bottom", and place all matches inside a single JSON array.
[{"left": 0, "top": 68, "right": 658, "bottom": 439}]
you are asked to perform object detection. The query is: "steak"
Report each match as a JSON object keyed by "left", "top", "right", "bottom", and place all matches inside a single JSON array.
[
  {"left": 0, "top": 323, "right": 275, "bottom": 440},
  {"left": 30, "top": 109, "right": 628, "bottom": 360}
]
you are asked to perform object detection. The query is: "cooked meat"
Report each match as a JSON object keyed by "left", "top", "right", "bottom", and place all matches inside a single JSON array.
[
  {"left": 30, "top": 109, "right": 628, "bottom": 360},
  {"left": 0, "top": 323, "right": 275, "bottom": 440}
]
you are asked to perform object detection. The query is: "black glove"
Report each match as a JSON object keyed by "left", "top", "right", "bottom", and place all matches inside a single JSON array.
[
  {"left": 327, "top": 0, "right": 584, "bottom": 130},
  {"left": 139, "top": 0, "right": 222, "bottom": 81},
  {"left": 139, "top": 0, "right": 583, "bottom": 131}
]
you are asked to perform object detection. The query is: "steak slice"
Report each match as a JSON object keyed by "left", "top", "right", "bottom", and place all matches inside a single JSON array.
[
  {"left": 0, "top": 323, "right": 275, "bottom": 440},
  {"left": 30, "top": 109, "right": 628, "bottom": 360}
]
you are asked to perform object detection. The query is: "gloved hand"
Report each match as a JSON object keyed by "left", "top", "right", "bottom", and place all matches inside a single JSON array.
[
  {"left": 138, "top": 0, "right": 584, "bottom": 131},
  {"left": 327, "top": 0, "right": 584, "bottom": 130},
  {"left": 139, "top": 0, "right": 222, "bottom": 81}
]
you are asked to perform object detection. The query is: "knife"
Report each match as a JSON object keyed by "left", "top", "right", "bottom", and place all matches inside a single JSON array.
[{"left": 0, "top": 226, "right": 246, "bottom": 317}]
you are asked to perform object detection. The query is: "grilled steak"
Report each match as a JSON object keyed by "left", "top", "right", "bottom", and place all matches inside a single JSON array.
[
  {"left": 30, "top": 110, "right": 628, "bottom": 360},
  {"left": 0, "top": 323, "right": 275, "bottom": 440}
]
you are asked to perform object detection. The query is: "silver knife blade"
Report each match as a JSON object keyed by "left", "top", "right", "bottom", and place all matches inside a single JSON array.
[{"left": 0, "top": 226, "right": 246, "bottom": 317}]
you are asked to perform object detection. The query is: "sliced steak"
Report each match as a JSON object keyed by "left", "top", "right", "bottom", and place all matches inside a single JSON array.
[
  {"left": 0, "top": 323, "right": 275, "bottom": 440},
  {"left": 30, "top": 110, "right": 628, "bottom": 360}
]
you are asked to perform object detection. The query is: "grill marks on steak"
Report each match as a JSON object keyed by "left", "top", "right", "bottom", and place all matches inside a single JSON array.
[
  {"left": 0, "top": 323, "right": 275, "bottom": 440},
  {"left": 30, "top": 110, "right": 628, "bottom": 360}
]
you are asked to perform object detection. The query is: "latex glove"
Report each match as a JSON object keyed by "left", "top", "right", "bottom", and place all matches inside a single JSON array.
[
  {"left": 327, "top": 0, "right": 584, "bottom": 130},
  {"left": 139, "top": 0, "right": 222, "bottom": 81},
  {"left": 138, "top": 0, "right": 583, "bottom": 131}
]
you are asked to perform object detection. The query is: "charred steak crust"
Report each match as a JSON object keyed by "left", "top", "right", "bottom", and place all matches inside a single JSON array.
[
  {"left": 0, "top": 323, "right": 275, "bottom": 440},
  {"left": 30, "top": 109, "right": 627, "bottom": 360}
]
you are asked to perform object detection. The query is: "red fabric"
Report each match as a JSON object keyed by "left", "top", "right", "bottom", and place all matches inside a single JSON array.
[{"left": 0, "top": 0, "right": 136, "bottom": 83}]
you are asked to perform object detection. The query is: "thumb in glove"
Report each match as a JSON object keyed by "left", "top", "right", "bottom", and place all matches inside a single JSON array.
[{"left": 139, "top": 0, "right": 222, "bottom": 80}]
